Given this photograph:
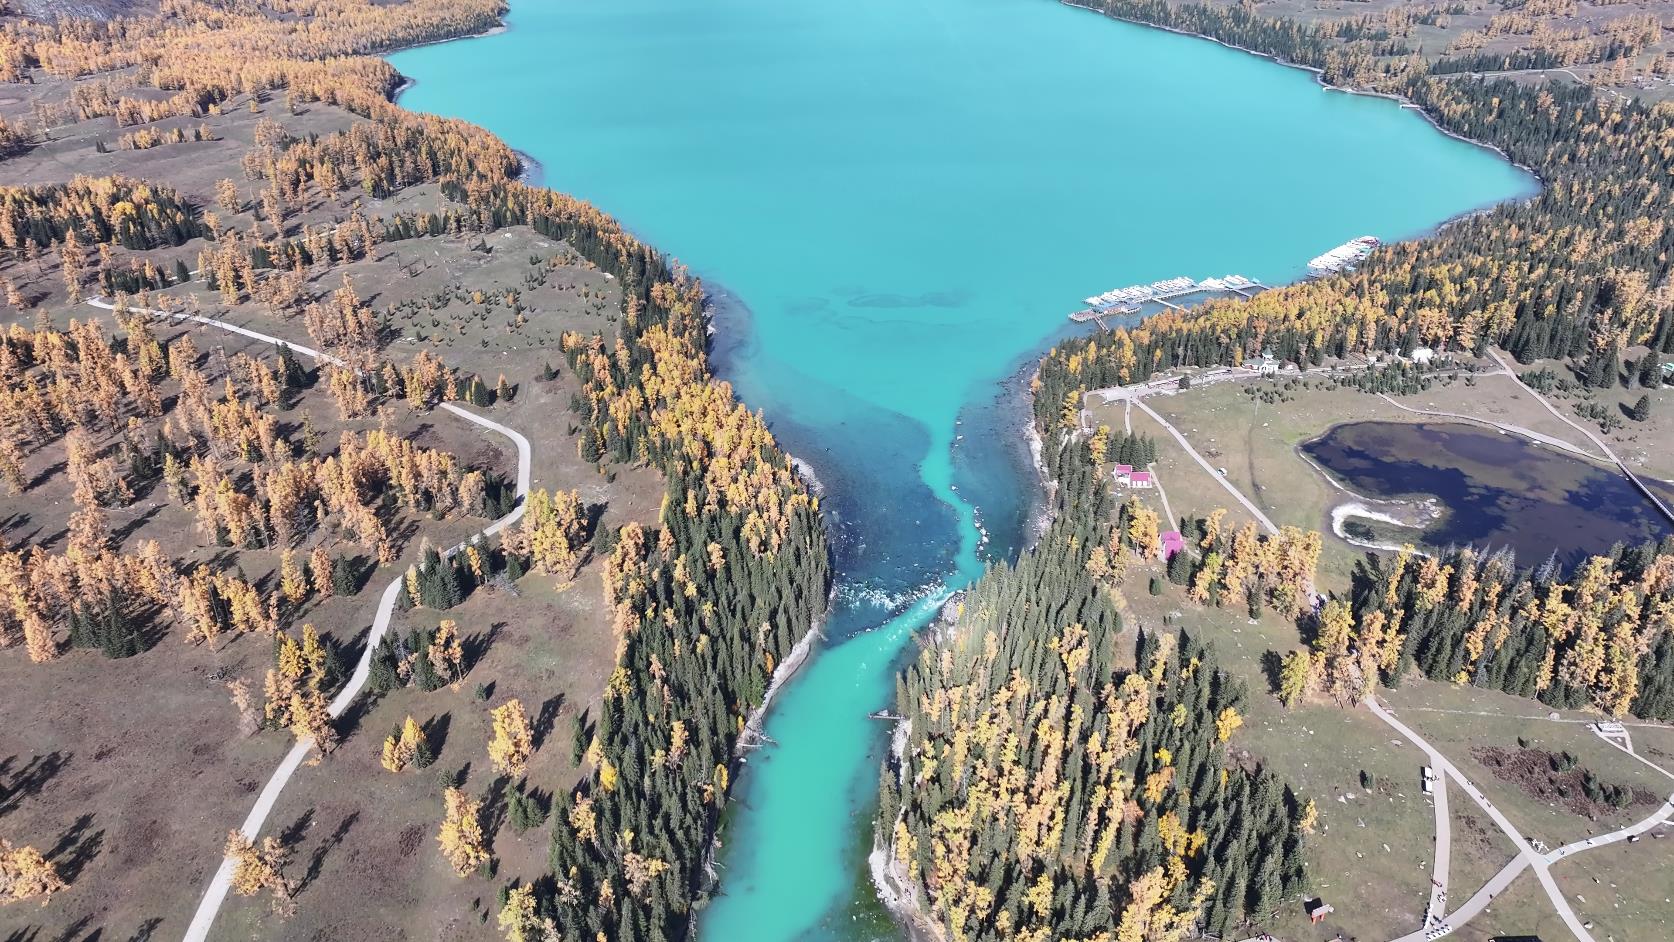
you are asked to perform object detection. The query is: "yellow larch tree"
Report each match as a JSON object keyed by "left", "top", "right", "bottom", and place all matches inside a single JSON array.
[
  {"left": 278, "top": 549, "right": 309, "bottom": 606},
  {"left": 488, "top": 698, "right": 534, "bottom": 777},
  {"left": 0, "top": 839, "right": 68, "bottom": 906},
  {"left": 428, "top": 619, "right": 465, "bottom": 688},
  {"left": 381, "top": 715, "right": 427, "bottom": 772},
  {"left": 224, "top": 830, "right": 293, "bottom": 901},
  {"left": 497, "top": 884, "right": 556, "bottom": 942},
  {"left": 437, "top": 786, "right": 489, "bottom": 876}
]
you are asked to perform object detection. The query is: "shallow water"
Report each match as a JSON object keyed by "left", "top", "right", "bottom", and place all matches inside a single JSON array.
[
  {"left": 388, "top": 0, "right": 1533, "bottom": 937},
  {"left": 1306, "top": 421, "right": 1674, "bottom": 567}
]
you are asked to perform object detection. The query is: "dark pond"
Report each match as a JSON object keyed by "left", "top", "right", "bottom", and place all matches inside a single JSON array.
[{"left": 1303, "top": 421, "right": 1674, "bottom": 567}]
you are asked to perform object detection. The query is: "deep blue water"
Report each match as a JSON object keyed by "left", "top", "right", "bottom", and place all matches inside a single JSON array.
[
  {"left": 1305, "top": 421, "right": 1674, "bottom": 567},
  {"left": 388, "top": 0, "right": 1535, "bottom": 936}
]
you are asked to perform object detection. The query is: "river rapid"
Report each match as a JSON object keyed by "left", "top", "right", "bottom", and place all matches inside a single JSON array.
[{"left": 388, "top": 0, "right": 1534, "bottom": 937}]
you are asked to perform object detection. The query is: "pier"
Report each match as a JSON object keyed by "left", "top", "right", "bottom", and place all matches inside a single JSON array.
[
  {"left": 1307, "top": 235, "right": 1380, "bottom": 277},
  {"left": 1069, "top": 273, "right": 1263, "bottom": 323}
]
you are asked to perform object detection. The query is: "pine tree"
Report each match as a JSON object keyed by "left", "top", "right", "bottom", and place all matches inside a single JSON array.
[
  {"left": 1641, "top": 355, "right": 1664, "bottom": 388},
  {"left": 330, "top": 555, "right": 359, "bottom": 595}
]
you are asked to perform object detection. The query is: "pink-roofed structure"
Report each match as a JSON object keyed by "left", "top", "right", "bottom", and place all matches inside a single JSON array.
[
  {"left": 1128, "top": 471, "right": 1153, "bottom": 489},
  {"left": 1160, "top": 530, "right": 1186, "bottom": 560}
]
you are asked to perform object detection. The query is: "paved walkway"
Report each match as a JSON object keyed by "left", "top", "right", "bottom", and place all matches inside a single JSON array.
[
  {"left": 1077, "top": 357, "right": 1673, "bottom": 942},
  {"left": 1369, "top": 696, "right": 1596, "bottom": 942},
  {"left": 87, "top": 297, "right": 533, "bottom": 942},
  {"left": 1488, "top": 350, "right": 1674, "bottom": 526},
  {"left": 1375, "top": 393, "right": 1602, "bottom": 460},
  {"left": 1132, "top": 398, "right": 1279, "bottom": 535}
]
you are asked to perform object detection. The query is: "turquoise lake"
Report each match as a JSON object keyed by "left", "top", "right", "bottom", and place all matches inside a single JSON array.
[{"left": 389, "top": 0, "right": 1534, "bottom": 937}]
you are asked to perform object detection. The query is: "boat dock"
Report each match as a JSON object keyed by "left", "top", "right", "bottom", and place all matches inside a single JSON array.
[
  {"left": 1067, "top": 237, "right": 1382, "bottom": 328},
  {"left": 1069, "top": 273, "right": 1266, "bottom": 325},
  {"left": 1307, "top": 235, "right": 1380, "bottom": 277}
]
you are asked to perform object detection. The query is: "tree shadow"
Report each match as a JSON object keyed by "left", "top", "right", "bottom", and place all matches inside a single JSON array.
[
  {"left": 111, "top": 505, "right": 163, "bottom": 547},
  {"left": 581, "top": 501, "right": 607, "bottom": 542},
  {"left": 440, "top": 761, "right": 471, "bottom": 790},
  {"left": 1259, "top": 650, "right": 1285, "bottom": 698},
  {"left": 26, "top": 458, "right": 66, "bottom": 492},
  {"left": 423, "top": 712, "right": 452, "bottom": 761},
  {"left": 122, "top": 919, "right": 162, "bottom": 942},
  {"left": 333, "top": 648, "right": 376, "bottom": 736},
  {"left": 569, "top": 708, "right": 592, "bottom": 765},
  {"left": 298, "top": 810, "right": 358, "bottom": 895},
  {"left": 204, "top": 549, "right": 241, "bottom": 572},
  {"left": 462, "top": 621, "right": 505, "bottom": 675},
  {"left": 49, "top": 913, "right": 97, "bottom": 942},
  {"left": 533, "top": 694, "right": 564, "bottom": 751},
  {"left": 279, "top": 808, "right": 314, "bottom": 848},
  {"left": 47, "top": 813, "right": 104, "bottom": 883},
  {"left": 389, "top": 515, "right": 421, "bottom": 554},
  {"left": 480, "top": 774, "right": 512, "bottom": 845},
  {"left": 0, "top": 751, "right": 72, "bottom": 817}
]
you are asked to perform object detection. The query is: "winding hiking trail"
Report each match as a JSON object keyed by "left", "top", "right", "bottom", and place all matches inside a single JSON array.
[
  {"left": 1487, "top": 349, "right": 1674, "bottom": 527},
  {"left": 1131, "top": 397, "right": 1279, "bottom": 535},
  {"left": 84, "top": 297, "right": 532, "bottom": 942},
  {"left": 90, "top": 298, "right": 1673, "bottom": 941},
  {"left": 1080, "top": 364, "right": 1674, "bottom": 942},
  {"left": 1368, "top": 695, "right": 1597, "bottom": 942}
]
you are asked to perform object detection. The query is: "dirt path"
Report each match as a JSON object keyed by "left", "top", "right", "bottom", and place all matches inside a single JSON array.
[{"left": 84, "top": 297, "right": 534, "bottom": 942}]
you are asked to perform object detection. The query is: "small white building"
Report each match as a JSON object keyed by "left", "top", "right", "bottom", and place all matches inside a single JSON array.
[
  {"left": 1128, "top": 471, "right": 1154, "bottom": 489},
  {"left": 1411, "top": 346, "right": 1435, "bottom": 365},
  {"left": 1258, "top": 352, "right": 1279, "bottom": 376}
]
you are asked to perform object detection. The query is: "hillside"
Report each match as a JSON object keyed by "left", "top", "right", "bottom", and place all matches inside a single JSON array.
[{"left": 0, "top": 3, "right": 829, "bottom": 940}]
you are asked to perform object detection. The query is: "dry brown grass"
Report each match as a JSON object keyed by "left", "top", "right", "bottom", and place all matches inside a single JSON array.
[{"left": 0, "top": 70, "right": 661, "bottom": 942}]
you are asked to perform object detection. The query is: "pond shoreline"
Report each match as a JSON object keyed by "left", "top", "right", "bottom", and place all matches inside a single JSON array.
[
  {"left": 1305, "top": 419, "right": 1674, "bottom": 566},
  {"left": 383, "top": 0, "right": 1545, "bottom": 935}
]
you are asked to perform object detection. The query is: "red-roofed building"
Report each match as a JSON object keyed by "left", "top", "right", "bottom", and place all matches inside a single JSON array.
[
  {"left": 1128, "top": 471, "right": 1153, "bottom": 489},
  {"left": 1161, "top": 531, "right": 1186, "bottom": 559}
]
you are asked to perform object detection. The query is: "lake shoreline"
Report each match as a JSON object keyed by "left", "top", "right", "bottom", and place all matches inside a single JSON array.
[
  {"left": 867, "top": 716, "right": 946, "bottom": 942},
  {"left": 382, "top": 2, "right": 1543, "bottom": 936},
  {"left": 1057, "top": 0, "right": 1547, "bottom": 193}
]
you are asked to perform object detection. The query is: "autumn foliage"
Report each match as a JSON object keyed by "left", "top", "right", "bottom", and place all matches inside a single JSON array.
[{"left": 0, "top": 839, "right": 68, "bottom": 906}]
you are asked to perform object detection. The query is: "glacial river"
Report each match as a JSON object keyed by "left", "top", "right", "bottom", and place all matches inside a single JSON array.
[{"left": 389, "top": 0, "right": 1533, "bottom": 937}]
